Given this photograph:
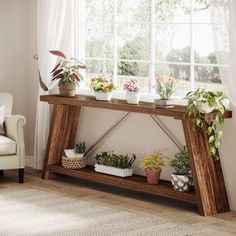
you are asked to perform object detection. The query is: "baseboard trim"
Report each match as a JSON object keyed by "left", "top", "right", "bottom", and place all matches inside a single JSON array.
[{"left": 25, "top": 156, "right": 35, "bottom": 168}]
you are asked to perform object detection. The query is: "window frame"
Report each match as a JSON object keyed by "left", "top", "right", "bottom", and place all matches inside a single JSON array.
[{"left": 76, "top": 0, "right": 227, "bottom": 100}]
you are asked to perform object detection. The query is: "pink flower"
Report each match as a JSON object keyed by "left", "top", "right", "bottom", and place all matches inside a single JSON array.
[
  {"left": 123, "top": 79, "right": 140, "bottom": 92},
  {"left": 155, "top": 76, "right": 179, "bottom": 99}
]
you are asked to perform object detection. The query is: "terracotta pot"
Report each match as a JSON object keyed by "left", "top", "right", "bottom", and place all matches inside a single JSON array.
[
  {"left": 59, "top": 83, "right": 76, "bottom": 96},
  {"left": 145, "top": 169, "right": 161, "bottom": 185}
]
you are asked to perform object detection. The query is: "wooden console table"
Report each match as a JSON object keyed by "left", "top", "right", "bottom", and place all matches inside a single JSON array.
[{"left": 40, "top": 94, "right": 232, "bottom": 216}]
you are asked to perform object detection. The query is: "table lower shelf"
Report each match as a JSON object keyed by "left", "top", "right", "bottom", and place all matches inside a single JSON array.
[{"left": 46, "top": 165, "right": 197, "bottom": 204}]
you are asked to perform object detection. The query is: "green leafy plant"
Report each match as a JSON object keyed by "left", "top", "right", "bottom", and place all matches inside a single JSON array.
[
  {"left": 186, "top": 88, "right": 226, "bottom": 160},
  {"left": 95, "top": 151, "right": 136, "bottom": 169},
  {"left": 74, "top": 141, "right": 86, "bottom": 154},
  {"left": 140, "top": 152, "right": 165, "bottom": 171},
  {"left": 50, "top": 50, "right": 86, "bottom": 86},
  {"left": 170, "top": 147, "right": 191, "bottom": 175}
]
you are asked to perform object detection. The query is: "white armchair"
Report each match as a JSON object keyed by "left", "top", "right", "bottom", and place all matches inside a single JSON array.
[{"left": 0, "top": 93, "right": 26, "bottom": 183}]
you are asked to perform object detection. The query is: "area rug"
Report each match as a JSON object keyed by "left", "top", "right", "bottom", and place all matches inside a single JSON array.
[{"left": 0, "top": 187, "right": 214, "bottom": 236}]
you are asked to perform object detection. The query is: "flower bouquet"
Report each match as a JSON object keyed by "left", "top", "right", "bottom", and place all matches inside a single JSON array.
[
  {"left": 90, "top": 76, "right": 115, "bottom": 101},
  {"left": 155, "top": 76, "right": 179, "bottom": 107}
]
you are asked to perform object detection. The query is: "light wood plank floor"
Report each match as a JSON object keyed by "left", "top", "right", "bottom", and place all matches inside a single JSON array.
[{"left": 1, "top": 168, "right": 236, "bottom": 235}]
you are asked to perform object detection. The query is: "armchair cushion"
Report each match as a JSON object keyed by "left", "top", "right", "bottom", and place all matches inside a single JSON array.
[
  {"left": 0, "top": 135, "right": 16, "bottom": 155},
  {"left": 0, "top": 106, "right": 5, "bottom": 136}
]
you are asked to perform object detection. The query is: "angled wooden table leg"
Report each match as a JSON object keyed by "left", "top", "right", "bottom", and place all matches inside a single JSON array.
[
  {"left": 42, "top": 104, "right": 81, "bottom": 179},
  {"left": 182, "top": 118, "right": 229, "bottom": 216}
]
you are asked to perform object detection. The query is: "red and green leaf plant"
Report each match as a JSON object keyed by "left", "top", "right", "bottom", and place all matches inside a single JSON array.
[{"left": 50, "top": 50, "right": 86, "bottom": 86}]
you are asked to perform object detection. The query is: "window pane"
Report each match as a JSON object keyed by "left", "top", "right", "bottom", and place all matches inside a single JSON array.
[
  {"left": 194, "top": 25, "right": 228, "bottom": 64},
  {"left": 155, "top": 0, "right": 190, "bottom": 23},
  {"left": 117, "top": 0, "right": 151, "bottom": 23},
  {"left": 155, "top": 63, "right": 190, "bottom": 80},
  {"left": 85, "top": 0, "right": 113, "bottom": 58},
  {"left": 85, "top": 59, "right": 114, "bottom": 80},
  {"left": 195, "top": 65, "right": 222, "bottom": 85},
  {"left": 194, "top": 0, "right": 228, "bottom": 24},
  {"left": 118, "top": 24, "right": 150, "bottom": 60},
  {"left": 155, "top": 24, "right": 190, "bottom": 62},
  {"left": 118, "top": 61, "right": 149, "bottom": 77}
]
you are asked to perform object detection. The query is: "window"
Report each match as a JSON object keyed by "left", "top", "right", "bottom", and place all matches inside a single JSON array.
[{"left": 76, "top": 0, "right": 228, "bottom": 97}]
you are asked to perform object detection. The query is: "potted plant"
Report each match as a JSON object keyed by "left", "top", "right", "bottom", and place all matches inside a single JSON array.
[
  {"left": 49, "top": 50, "right": 86, "bottom": 96},
  {"left": 95, "top": 151, "right": 136, "bottom": 177},
  {"left": 74, "top": 141, "right": 86, "bottom": 157},
  {"left": 90, "top": 76, "right": 115, "bottom": 101},
  {"left": 154, "top": 76, "right": 179, "bottom": 107},
  {"left": 140, "top": 151, "right": 165, "bottom": 184},
  {"left": 186, "top": 88, "right": 226, "bottom": 160},
  {"left": 62, "top": 141, "right": 87, "bottom": 169},
  {"left": 170, "top": 147, "right": 192, "bottom": 192},
  {"left": 123, "top": 79, "right": 140, "bottom": 104}
]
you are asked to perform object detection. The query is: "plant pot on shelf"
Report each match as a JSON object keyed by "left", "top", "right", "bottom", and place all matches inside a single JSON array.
[
  {"left": 94, "top": 91, "right": 112, "bottom": 101},
  {"left": 59, "top": 83, "right": 76, "bottom": 97},
  {"left": 154, "top": 99, "right": 174, "bottom": 108},
  {"left": 62, "top": 155, "right": 86, "bottom": 169},
  {"left": 126, "top": 91, "right": 140, "bottom": 104},
  {"left": 145, "top": 169, "right": 161, "bottom": 185},
  {"left": 171, "top": 173, "right": 192, "bottom": 192},
  {"left": 195, "top": 101, "right": 214, "bottom": 113},
  {"left": 95, "top": 164, "right": 133, "bottom": 177}
]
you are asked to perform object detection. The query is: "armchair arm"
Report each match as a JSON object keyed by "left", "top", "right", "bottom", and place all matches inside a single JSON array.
[{"left": 4, "top": 115, "right": 26, "bottom": 157}]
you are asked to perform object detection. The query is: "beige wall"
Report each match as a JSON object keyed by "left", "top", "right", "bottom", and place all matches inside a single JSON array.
[
  {"left": 1, "top": 0, "right": 236, "bottom": 211},
  {"left": 0, "top": 0, "right": 38, "bottom": 156}
]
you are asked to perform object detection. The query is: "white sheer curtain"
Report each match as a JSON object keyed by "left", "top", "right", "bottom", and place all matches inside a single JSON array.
[
  {"left": 34, "top": 0, "right": 76, "bottom": 169},
  {"left": 211, "top": 0, "right": 236, "bottom": 107}
]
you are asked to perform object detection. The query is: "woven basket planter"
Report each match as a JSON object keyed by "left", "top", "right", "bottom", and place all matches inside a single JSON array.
[{"left": 62, "top": 156, "right": 86, "bottom": 169}]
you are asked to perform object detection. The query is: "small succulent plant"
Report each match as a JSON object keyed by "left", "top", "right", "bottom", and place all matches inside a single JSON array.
[
  {"left": 74, "top": 141, "right": 86, "bottom": 154},
  {"left": 170, "top": 147, "right": 191, "bottom": 175}
]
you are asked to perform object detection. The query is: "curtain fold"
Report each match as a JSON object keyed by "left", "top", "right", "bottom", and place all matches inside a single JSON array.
[
  {"left": 211, "top": 0, "right": 236, "bottom": 107},
  {"left": 227, "top": 0, "right": 236, "bottom": 106},
  {"left": 34, "top": 0, "right": 76, "bottom": 169}
]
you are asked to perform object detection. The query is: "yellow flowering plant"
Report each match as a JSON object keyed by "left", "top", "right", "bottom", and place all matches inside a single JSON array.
[{"left": 90, "top": 77, "right": 115, "bottom": 93}]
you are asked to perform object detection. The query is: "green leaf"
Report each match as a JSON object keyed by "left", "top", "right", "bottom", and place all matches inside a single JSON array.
[{"left": 209, "top": 135, "right": 215, "bottom": 143}]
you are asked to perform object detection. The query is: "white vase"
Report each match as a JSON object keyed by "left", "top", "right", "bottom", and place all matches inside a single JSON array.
[
  {"left": 126, "top": 91, "right": 140, "bottom": 104},
  {"left": 94, "top": 91, "right": 112, "bottom": 101},
  {"left": 195, "top": 101, "right": 214, "bottom": 113}
]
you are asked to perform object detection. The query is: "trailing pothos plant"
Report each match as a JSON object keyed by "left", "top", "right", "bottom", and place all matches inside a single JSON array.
[{"left": 186, "top": 88, "right": 226, "bottom": 160}]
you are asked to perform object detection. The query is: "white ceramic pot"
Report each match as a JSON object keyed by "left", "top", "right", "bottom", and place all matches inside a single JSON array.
[
  {"left": 195, "top": 101, "right": 214, "bottom": 113},
  {"left": 171, "top": 173, "right": 192, "bottom": 192},
  {"left": 94, "top": 164, "right": 133, "bottom": 177},
  {"left": 94, "top": 91, "right": 112, "bottom": 101},
  {"left": 126, "top": 92, "right": 140, "bottom": 104}
]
